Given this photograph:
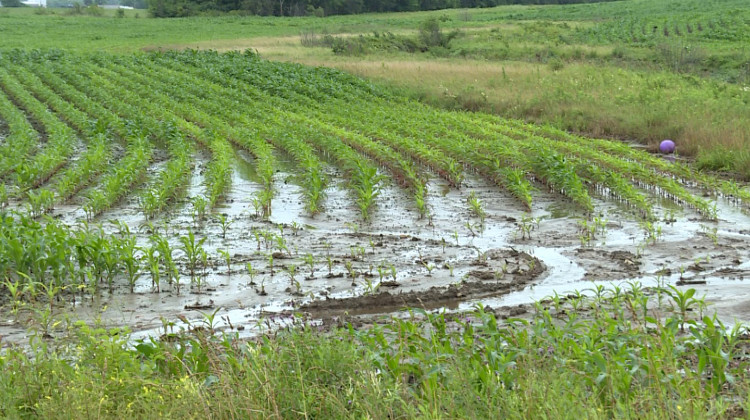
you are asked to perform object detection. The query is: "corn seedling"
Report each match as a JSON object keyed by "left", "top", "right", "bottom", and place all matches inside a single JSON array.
[
  {"left": 267, "top": 253, "right": 275, "bottom": 276},
  {"left": 325, "top": 255, "right": 334, "bottom": 276},
  {"left": 218, "top": 249, "right": 231, "bottom": 278},
  {"left": 180, "top": 229, "right": 207, "bottom": 283},
  {"left": 246, "top": 262, "right": 256, "bottom": 285},
  {"left": 303, "top": 253, "right": 315, "bottom": 279},
  {"left": 345, "top": 260, "right": 356, "bottom": 281},
  {"left": 214, "top": 213, "right": 233, "bottom": 239},
  {"left": 466, "top": 191, "right": 486, "bottom": 224}
]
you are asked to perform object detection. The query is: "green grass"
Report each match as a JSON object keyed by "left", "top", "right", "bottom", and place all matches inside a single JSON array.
[
  {"left": 2, "top": 284, "right": 748, "bottom": 419},
  {"left": 1, "top": 2, "right": 750, "bottom": 177}
]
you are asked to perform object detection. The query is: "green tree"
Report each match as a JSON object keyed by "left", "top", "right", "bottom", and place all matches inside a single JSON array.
[{"left": 1, "top": 0, "right": 25, "bottom": 7}]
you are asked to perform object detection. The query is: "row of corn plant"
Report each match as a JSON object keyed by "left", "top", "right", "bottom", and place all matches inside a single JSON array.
[
  {"left": 132, "top": 55, "right": 338, "bottom": 216},
  {"left": 96, "top": 57, "right": 275, "bottom": 217},
  {"left": 84, "top": 60, "right": 230, "bottom": 211},
  {"left": 502, "top": 118, "right": 750, "bottom": 205},
  {"left": 78, "top": 66, "right": 194, "bottom": 218},
  {"left": 128, "top": 56, "right": 330, "bottom": 214},
  {"left": 483, "top": 120, "right": 714, "bottom": 218},
  {"left": 347, "top": 99, "right": 536, "bottom": 209},
  {"left": 146, "top": 53, "right": 386, "bottom": 218},
  {"left": 148, "top": 56, "right": 425, "bottom": 218},
  {"left": 354, "top": 98, "right": 650, "bottom": 215},
  {"left": 7, "top": 65, "right": 114, "bottom": 203},
  {"left": 73, "top": 59, "right": 194, "bottom": 219},
  {"left": 190, "top": 64, "right": 462, "bottom": 196},
  {"left": 0, "top": 84, "right": 40, "bottom": 180},
  {"left": 40, "top": 61, "right": 155, "bottom": 197},
  {"left": 0, "top": 67, "right": 77, "bottom": 192},
  {"left": 42, "top": 61, "right": 164, "bottom": 218},
  {"left": 0, "top": 211, "right": 196, "bottom": 305},
  {"left": 297, "top": 90, "right": 536, "bottom": 210}
]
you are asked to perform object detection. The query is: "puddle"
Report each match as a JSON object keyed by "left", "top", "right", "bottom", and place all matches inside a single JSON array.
[{"left": 2, "top": 172, "right": 750, "bottom": 346}]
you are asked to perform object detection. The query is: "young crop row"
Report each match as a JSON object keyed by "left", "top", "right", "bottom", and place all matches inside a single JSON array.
[
  {"left": 2, "top": 50, "right": 747, "bottom": 226},
  {"left": 140, "top": 52, "right": 415, "bottom": 219},
  {"left": 0, "top": 85, "right": 39, "bottom": 180},
  {"left": 140, "top": 54, "right": 395, "bottom": 219},
  {"left": 76, "top": 59, "right": 195, "bottom": 219},
  {"left": 28, "top": 59, "right": 158, "bottom": 218},
  {"left": 580, "top": 11, "right": 750, "bottom": 45},
  {"left": 165, "top": 51, "right": 651, "bottom": 215},
  {"left": 6, "top": 65, "right": 114, "bottom": 204},
  {"left": 152, "top": 51, "right": 748, "bottom": 219},
  {"left": 0, "top": 67, "right": 77, "bottom": 193}
]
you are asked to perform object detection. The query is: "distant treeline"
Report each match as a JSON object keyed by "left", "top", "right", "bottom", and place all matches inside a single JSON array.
[{"left": 148, "top": 0, "right": 621, "bottom": 18}]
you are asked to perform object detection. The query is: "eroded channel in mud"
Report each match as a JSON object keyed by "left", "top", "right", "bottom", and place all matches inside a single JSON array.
[{"left": 2, "top": 170, "right": 749, "bottom": 345}]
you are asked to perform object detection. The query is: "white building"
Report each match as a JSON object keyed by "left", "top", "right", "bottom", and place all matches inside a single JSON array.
[{"left": 21, "top": 0, "right": 48, "bottom": 6}]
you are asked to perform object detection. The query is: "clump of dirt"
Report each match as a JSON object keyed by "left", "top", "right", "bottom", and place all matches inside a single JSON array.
[
  {"left": 573, "top": 248, "right": 641, "bottom": 280},
  {"left": 302, "top": 249, "right": 545, "bottom": 316}
]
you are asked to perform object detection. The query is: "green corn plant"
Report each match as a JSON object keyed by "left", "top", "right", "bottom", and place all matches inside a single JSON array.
[
  {"left": 352, "top": 160, "right": 386, "bottom": 222},
  {"left": 198, "top": 248, "right": 209, "bottom": 293},
  {"left": 663, "top": 286, "right": 702, "bottom": 331},
  {"left": 466, "top": 191, "right": 486, "bottom": 224},
  {"left": 102, "top": 243, "right": 121, "bottom": 294},
  {"left": 290, "top": 221, "right": 302, "bottom": 236},
  {"left": 192, "top": 196, "right": 209, "bottom": 225},
  {"left": 267, "top": 253, "right": 275, "bottom": 276},
  {"left": 326, "top": 255, "right": 334, "bottom": 276},
  {"left": 363, "top": 277, "right": 380, "bottom": 295},
  {"left": 3, "top": 278, "right": 27, "bottom": 319},
  {"left": 422, "top": 261, "right": 436, "bottom": 276},
  {"left": 214, "top": 213, "right": 233, "bottom": 239},
  {"left": 345, "top": 260, "right": 356, "bottom": 281},
  {"left": 35, "top": 281, "right": 66, "bottom": 314},
  {"left": 285, "top": 264, "right": 298, "bottom": 286},
  {"left": 303, "top": 253, "right": 315, "bottom": 278},
  {"left": 301, "top": 166, "right": 327, "bottom": 215},
  {"left": 218, "top": 249, "right": 231, "bottom": 278},
  {"left": 142, "top": 245, "right": 161, "bottom": 293},
  {"left": 26, "top": 189, "right": 55, "bottom": 218},
  {"left": 246, "top": 262, "right": 256, "bottom": 285},
  {"left": 120, "top": 236, "right": 142, "bottom": 293},
  {"left": 255, "top": 188, "right": 274, "bottom": 219},
  {"left": 153, "top": 234, "right": 177, "bottom": 288},
  {"left": 377, "top": 264, "right": 386, "bottom": 282},
  {"left": 179, "top": 229, "right": 207, "bottom": 283}
]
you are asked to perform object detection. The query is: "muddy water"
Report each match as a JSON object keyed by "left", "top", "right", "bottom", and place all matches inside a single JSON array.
[{"left": 2, "top": 170, "right": 749, "bottom": 345}]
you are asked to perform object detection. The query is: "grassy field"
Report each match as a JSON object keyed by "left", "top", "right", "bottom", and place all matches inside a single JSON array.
[
  {"left": 1, "top": 2, "right": 750, "bottom": 418},
  {"left": 2, "top": 0, "right": 749, "bottom": 177},
  {"left": 3, "top": 285, "right": 750, "bottom": 419}
]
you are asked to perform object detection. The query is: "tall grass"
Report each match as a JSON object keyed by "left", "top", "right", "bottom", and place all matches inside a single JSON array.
[
  {"left": 2, "top": 285, "right": 748, "bottom": 419},
  {"left": 300, "top": 56, "right": 750, "bottom": 174}
]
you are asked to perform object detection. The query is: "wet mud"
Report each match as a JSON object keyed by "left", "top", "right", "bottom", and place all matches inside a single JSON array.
[{"left": 1, "top": 167, "right": 750, "bottom": 345}]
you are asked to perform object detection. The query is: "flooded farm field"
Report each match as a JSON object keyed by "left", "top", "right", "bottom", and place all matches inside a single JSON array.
[
  {"left": 1, "top": 50, "right": 749, "bottom": 347},
  {"left": 3, "top": 165, "right": 748, "bottom": 346}
]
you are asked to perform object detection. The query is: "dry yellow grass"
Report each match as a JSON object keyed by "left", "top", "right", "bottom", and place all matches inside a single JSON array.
[{"left": 154, "top": 30, "right": 749, "bottom": 173}]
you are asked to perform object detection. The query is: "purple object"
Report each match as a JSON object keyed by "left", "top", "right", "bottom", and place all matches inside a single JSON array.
[{"left": 659, "top": 139, "right": 675, "bottom": 154}]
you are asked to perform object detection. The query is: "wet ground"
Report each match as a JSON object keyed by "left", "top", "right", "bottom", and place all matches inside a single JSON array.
[{"left": 2, "top": 157, "right": 749, "bottom": 345}]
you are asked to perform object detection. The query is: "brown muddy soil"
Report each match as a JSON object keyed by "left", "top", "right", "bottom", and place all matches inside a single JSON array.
[
  {"left": 302, "top": 249, "right": 545, "bottom": 315},
  {"left": 1, "top": 161, "right": 750, "bottom": 345}
]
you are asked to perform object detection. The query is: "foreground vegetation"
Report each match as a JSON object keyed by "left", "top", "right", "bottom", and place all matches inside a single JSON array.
[{"left": 2, "top": 284, "right": 748, "bottom": 418}]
